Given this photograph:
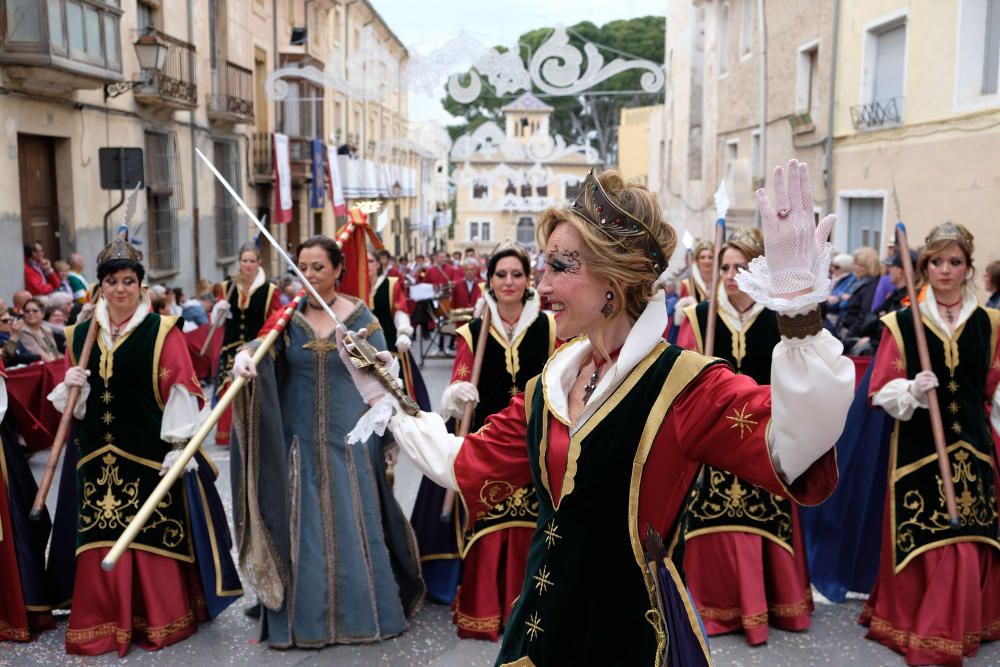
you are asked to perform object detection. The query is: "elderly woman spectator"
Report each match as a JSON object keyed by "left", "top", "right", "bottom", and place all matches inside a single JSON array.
[
  {"left": 15, "top": 298, "right": 61, "bottom": 362},
  {"left": 837, "top": 247, "right": 882, "bottom": 346},
  {"left": 825, "top": 253, "right": 857, "bottom": 328},
  {"left": 0, "top": 308, "right": 40, "bottom": 366},
  {"left": 985, "top": 260, "right": 1000, "bottom": 309}
]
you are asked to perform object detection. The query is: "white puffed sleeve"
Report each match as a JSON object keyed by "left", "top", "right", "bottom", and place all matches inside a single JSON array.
[
  {"left": 160, "top": 385, "right": 206, "bottom": 443},
  {"left": 48, "top": 381, "right": 90, "bottom": 420},
  {"left": 767, "top": 327, "right": 855, "bottom": 483},
  {"left": 393, "top": 309, "right": 414, "bottom": 338},
  {"left": 991, "top": 385, "right": 1000, "bottom": 437},
  {"left": 387, "top": 409, "right": 462, "bottom": 490},
  {"left": 872, "top": 378, "right": 926, "bottom": 421}
]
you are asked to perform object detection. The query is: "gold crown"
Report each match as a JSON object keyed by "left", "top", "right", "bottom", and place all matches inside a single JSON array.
[
  {"left": 491, "top": 238, "right": 529, "bottom": 259},
  {"left": 96, "top": 225, "right": 143, "bottom": 266},
  {"left": 925, "top": 222, "right": 974, "bottom": 250},
  {"left": 570, "top": 170, "right": 667, "bottom": 274}
]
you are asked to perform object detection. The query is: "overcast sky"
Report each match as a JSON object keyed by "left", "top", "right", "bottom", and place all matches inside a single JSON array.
[{"left": 369, "top": 0, "right": 667, "bottom": 123}]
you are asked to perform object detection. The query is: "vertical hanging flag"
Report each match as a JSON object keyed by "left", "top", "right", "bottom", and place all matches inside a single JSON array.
[
  {"left": 273, "top": 133, "right": 293, "bottom": 224},
  {"left": 310, "top": 138, "right": 325, "bottom": 211},
  {"left": 325, "top": 144, "right": 347, "bottom": 216}
]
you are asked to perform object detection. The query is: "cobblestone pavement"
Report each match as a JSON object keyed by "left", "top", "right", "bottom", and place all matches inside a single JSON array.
[{"left": 7, "top": 353, "right": 1000, "bottom": 666}]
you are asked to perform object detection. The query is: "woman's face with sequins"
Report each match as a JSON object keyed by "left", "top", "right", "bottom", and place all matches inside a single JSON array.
[{"left": 537, "top": 222, "right": 609, "bottom": 340}]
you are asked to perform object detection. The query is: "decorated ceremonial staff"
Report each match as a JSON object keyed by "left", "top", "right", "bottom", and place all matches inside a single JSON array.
[
  {"left": 338, "top": 162, "right": 853, "bottom": 665},
  {"left": 43, "top": 212, "right": 241, "bottom": 656},
  {"left": 860, "top": 220, "right": 1000, "bottom": 667},
  {"left": 104, "top": 149, "right": 423, "bottom": 650}
]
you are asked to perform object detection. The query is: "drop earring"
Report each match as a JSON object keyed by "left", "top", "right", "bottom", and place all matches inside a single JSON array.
[{"left": 601, "top": 291, "right": 615, "bottom": 318}]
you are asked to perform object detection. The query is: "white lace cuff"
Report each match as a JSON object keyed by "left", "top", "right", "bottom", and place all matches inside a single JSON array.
[
  {"left": 736, "top": 243, "right": 833, "bottom": 316},
  {"left": 48, "top": 381, "right": 90, "bottom": 420},
  {"left": 346, "top": 395, "right": 395, "bottom": 444}
]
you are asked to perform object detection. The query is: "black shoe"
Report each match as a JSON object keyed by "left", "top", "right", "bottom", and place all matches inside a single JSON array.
[{"left": 244, "top": 602, "right": 262, "bottom": 619}]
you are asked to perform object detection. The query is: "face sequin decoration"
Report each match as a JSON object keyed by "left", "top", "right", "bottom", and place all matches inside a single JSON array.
[{"left": 548, "top": 246, "right": 582, "bottom": 275}]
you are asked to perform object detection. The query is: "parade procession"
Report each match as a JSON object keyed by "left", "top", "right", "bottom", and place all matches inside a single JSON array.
[{"left": 3, "top": 1, "right": 1000, "bottom": 666}]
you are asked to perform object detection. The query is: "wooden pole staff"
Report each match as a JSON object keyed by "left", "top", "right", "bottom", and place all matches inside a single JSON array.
[
  {"left": 101, "top": 291, "right": 305, "bottom": 570},
  {"left": 199, "top": 280, "right": 237, "bottom": 357},
  {"left": 30, "top": 301, "right": 101, "bottom": 520},
  {"left": 440, "top": 306, "right": 492, "bottom": 522},
  {"left": 895, "top": 223, "right": 960, "bottom": 527},
  {"left": 703, "top": 219, "right": 726, "bottom": 356}
]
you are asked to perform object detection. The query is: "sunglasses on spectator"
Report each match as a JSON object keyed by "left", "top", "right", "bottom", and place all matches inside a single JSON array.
[
  {"left": 23, "top": 308, "right": 42, "bottom": 314},
  {"left": 0, "top": 317, "right": 12, "bottom": 324}
]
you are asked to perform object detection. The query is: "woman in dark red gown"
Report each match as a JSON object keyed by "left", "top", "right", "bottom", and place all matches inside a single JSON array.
[{"left": 862, "top": 222, "right": 1000, "bottom": 666}]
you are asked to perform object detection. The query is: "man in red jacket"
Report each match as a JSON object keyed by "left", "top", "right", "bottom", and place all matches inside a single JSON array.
[{"left": 23, "top": 242, "right": 61, "bottom": 296}]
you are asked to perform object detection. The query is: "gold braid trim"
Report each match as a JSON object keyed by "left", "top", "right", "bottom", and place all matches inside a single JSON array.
[
  {"left": 768, "top": 590, "right": 814, "bottom": 617},
  {"left": 0, "top": 619, "right": 31, "bottom": 641},
  {"left": 864, "top": 608, "right": 1000, "bottom": 656},
  {"left": 697, "top": 605, "right": 770, "bottom": 628},
  {"left": 66, "top": 603, "right": 202, "bottom": 645},
  {"left": 454, "top": 608, "right": 501, "bottom": 632}
]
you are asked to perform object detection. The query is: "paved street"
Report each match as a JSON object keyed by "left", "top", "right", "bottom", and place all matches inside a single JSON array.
[{"left": 6, "top": 352, "right": 1000, "bottom": 666}]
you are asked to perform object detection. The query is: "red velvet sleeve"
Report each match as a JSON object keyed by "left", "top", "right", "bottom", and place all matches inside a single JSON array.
[
  {"left": 869, "top": 326, "right": 907, "bottom": 397},
  {"left": 450, "top": 335, "right": 474, "bottom": 384},
  {"left": 158, "top": 326, "right": 205, "bottom": 409},
  {"left": 665, "top": 363, "right": 838, "bottom": 506},
  {"left": 391, "top": 280, "right": 408, "bottom": 315},
  {"left": 266, "top": 288, "right": 283, "bottom": 320},
  {"left": 452, "top": 393, "right": 532, "bottom": 523},
  {"left": 675, "top": 317, "right": 697, "bottom": 352}
]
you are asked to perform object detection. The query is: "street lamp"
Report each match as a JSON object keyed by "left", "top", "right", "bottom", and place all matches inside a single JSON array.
[{"left": 104, "top": 29, "right": 169, "bottom": 99}]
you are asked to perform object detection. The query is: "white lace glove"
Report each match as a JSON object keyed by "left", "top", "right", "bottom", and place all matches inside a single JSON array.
[
  {"left": 232, "top": 349, "right": 256, "bottom": 379},
  {"left": 335, "top": 325, "right": 399, "bottom": 406},
  {"left": 756, "top": 159, "right": 836, "bottom": 296},
  {"left": 909, "top": 370, "right": 939, "bottom": 404},
  {"left": 395, "top": 333, "right": 411, "bottom": 354},
  {"left": 159, "top": 449, "right": 199, "bottom": 476},
  {"left": 451, "top": 381, "right": 479, "bottom": 404},
  {"left": 211, "top": 300, "right": 232, "bottom": 321},
  {"left": 64, "top": 366, "right": 90, "bottom": 388}
]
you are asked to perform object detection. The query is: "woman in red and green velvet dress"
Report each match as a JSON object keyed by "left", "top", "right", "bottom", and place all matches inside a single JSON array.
[
  {"left": 411, "top": 241, "right": 557, "bottom": 640},
  {"left": 212, "top": 242, "right": 281, "bottom": 445},
  {"left": 677, "top": 229, "right": 814, "bottom": 645},
  {"left": 48, "top": 234, "right": 241, "bottom": 656},
  {"left": 862, "top": 222, "right": 1000, "bottom": 666},
  {"left": 338, "top": 162, "right": 854, "bottom": 666},
  {"left": 0, "top": 356, "right": 55, "bottom": 642}
]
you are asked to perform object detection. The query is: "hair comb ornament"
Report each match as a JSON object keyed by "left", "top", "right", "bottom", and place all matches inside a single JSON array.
[
  {"left": 571, "top": 170, "right": 668, "bottom": 274},
  {"left": 925, "top": 222, "right": 974, "bottom": 250}
]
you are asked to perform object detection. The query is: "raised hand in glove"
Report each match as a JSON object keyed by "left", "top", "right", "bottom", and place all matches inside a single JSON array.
[
  {"left": 211, "top": 300, "right": 232, "bottom": 321},
  {"left": 756, "top": 159, "right": 836, "bottom": 297},
  {"left": 335, "top": 325, "right": 399, "bottom": 407},
  {"left": 909, "top": 370, "right": 939, "bottom": 403}
]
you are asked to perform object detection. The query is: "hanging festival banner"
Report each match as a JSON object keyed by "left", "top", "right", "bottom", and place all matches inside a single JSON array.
[
  {"left": 273, "top": 133, "right": 293, "bottom": 224},
  {"left": 310, "top": 139, "right": 326, "bottom": 211},
  {"left": 325, "top": 144, "right": 348, "bottom": 216}
]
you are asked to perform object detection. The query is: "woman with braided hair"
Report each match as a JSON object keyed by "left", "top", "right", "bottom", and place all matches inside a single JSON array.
[{"left": 338, "top": 162, "right": 853, "bottom": 665}]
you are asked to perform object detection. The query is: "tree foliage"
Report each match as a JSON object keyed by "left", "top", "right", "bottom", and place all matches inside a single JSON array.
[{"left": 441, "top": 17, "right": 666, "bottom": 165}]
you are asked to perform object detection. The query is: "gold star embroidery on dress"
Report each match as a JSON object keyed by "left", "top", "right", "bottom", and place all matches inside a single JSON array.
[
  {"left": 103, "top": 432, "right": 114, "bottom": 444},
  {"left": 158, "top": 366, "right": 171, "bottom": 381},
  {"left": 455, "top": 363, "right": 471, "bottom": 379},
  {"left": 725, "top": 403, "right": 759, "bottom": 440},
  {"left": 951, "top": 422, "right": 962, "bottom": 434},
  {"left": 533, "top": 565, "right": 554, "bottom": 594},
  {"left": 544, "top": 519, "right": 561, "bottom": 548},
  {"left": 100, "top": 390, "right": 113, "bottom": 404},
  {"left": 947, "top": 380, "right": 959, "bottom": 393},
  {"left": 100, "top": 411, "right": 114, "bottom": 425},
  {"left": 509, "top": 385, "right": 519, "bottom": 398},
  {"left": 948, "top": 401, "right": 960, "bottom": 415},
  {"left": 525, "top": 611, "right": 544, "bottom": 641},
  {"left": 893, "top": 357, "right": 905, "bottom": 372}
]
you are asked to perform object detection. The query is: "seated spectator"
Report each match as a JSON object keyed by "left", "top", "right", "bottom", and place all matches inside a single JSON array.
[
  {"left": 838, "top": 246, "right": 882, "bottom": 346},
  {"left": 166, "top": 286, "right": 183, "bottom": 316},
  {"left": 43, "top": 305, "right": 67, "bottom": 353},
  {"left": 53, "top": 260, "right": 75, "bottom": 299},
  {"left": 0, "top": 307, "right": 40, "bottom": 366},
  {"left": 849, "top": 248, "right": 918, "bottom": 355},
  {"left": 824, "top": 253, "right": 856, "bottom": 328},
  {"left": 869, "top": 242, "right": 898, "bottom": 312},
  {"left": 10, "top": 291, "right": 32, "bottom": 317},
  {"left": 151, "top": 297, "right": 172, "bottom": 316},
  {"left": 14, "top": 298, "right": 60, "bottom": 362},
  {"left": 985, "top": 260, "right": 1000, "bottom": 309},
  {"left": 23, "top": 242, "right": 61, "bottom": 296},
  {"left": 179, "top": 290, "right": 209, "bottom": 329},
  {"left": 67, "top": 252, "right": 89, "bottom": 304}
]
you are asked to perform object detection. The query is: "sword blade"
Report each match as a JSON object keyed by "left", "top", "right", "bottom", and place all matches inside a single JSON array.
[{"left": 195, "top": 147, "right": 342, "bottom": 328}]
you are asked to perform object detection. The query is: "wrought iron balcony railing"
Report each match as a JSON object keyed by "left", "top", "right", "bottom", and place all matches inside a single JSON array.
[
  {"left": 252, "top": 132, "right": 311, "bottom": 182},
  {"left": 208, "top": 61, "right": 254, "bottom": 122},
  {"left": 134, "top": 29, "right": 197, "bottom": 109},
  {"left": 850, "top": 97, "right": 903, "bottom": 131}
]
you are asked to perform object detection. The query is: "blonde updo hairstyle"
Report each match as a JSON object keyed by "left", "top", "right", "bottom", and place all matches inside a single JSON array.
[
  {"left": 917, "top": 222, "right": 975, "bottom": 285},
  {"left": 537, "top": 170, "right": 676, "bottom": 345}
]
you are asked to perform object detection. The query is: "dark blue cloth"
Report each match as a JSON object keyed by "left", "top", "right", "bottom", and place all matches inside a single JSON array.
[
  {"left": 799, "top": 361, "right": 890, "bottom": 602},
  {"left": 656, "top": 560, "right": 712, "bottom": 667}
]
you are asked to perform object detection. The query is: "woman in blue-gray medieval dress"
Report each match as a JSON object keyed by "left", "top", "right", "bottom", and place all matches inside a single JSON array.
[{"left": 230, "top": 235, "right": 424, "bottom": 649}]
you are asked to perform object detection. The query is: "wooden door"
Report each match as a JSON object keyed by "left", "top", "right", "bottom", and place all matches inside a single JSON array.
[{"left": 18, "top": 135, "right": 60, "bottom": 261}]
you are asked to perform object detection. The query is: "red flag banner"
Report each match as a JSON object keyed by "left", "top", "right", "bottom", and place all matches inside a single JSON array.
[{"left": 273, "top": 133, "right": 293, "bottom": 224}]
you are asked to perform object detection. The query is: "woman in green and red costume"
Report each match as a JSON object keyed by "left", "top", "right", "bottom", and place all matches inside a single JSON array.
[
  {"left": 338, "top": 162, "right": 854, "bottom": 666},
  {"left": 211, "top": 242, "right": 282, "bottom": 446},
  {"left": 0, "top": 355, "right": 56, "bottom": 642},
  {"left": 47, "top": 229, "right": 241, "bottom": 656},
  {"left": 862, "top": 222, "right": 1000, "bottom": 666},
  {"left": 676, "top": 228, "right": 814, "bottom": 645}
]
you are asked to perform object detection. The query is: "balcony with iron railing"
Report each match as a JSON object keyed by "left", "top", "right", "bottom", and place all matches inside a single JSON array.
[
  {"left": 208, "top": 60, "right": 253, "bottom": 124},
  {"left": 133, "top": 29, "right": 197, "bottom": 110},
  {"left": 252, "top": 132, "right": 311, "bottom": 183},
  {"left": 850, "top": 97, "right": 904, "bottom": 131}
]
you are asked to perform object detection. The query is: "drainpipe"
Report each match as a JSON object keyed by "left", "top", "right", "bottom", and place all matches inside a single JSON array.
[
  {"left": 757, "top": 0, "right": 767, "bottom": 198},
  {"left": 824, "top": 0, "right": 841, "bottom": 211},
  {"left": 188, "top": 0, "right": 201, "bottom": 287}
]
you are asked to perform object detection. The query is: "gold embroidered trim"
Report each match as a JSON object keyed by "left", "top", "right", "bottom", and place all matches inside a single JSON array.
[
  {"left": 66, "top": 609, "right": 197, "bottom": 645},
  {"left": 0, "top": 619, "right": 30, "bottom": 641},
  {"left": 454, "top": 608, "right": 501, "bottom": 632},
  {"left": 864, "top": 609, "right": 1000, "bottom": 657}
]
